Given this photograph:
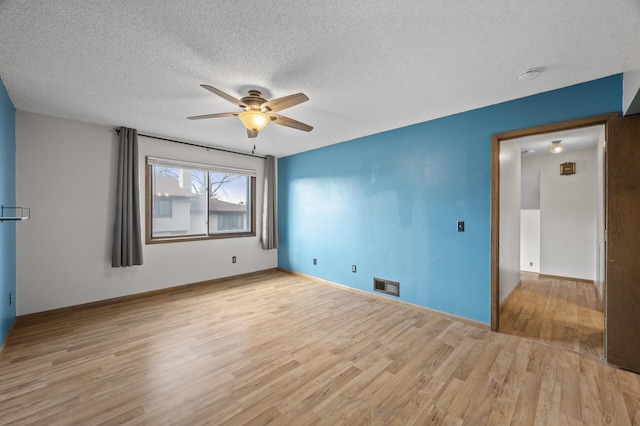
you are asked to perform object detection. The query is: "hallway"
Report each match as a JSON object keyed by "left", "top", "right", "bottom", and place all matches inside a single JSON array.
[{"left": 499, "top": 273, "right": 604, "bottom": 359}]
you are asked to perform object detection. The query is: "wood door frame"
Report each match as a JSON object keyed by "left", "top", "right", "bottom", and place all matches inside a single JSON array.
[{"left": 490, "top": 112, "right": 617, "bottom": 332}]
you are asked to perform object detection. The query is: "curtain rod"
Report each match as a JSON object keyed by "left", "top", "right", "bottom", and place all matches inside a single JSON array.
[{"left": 114, "top": 128, "right": 266, "bottom": 159}]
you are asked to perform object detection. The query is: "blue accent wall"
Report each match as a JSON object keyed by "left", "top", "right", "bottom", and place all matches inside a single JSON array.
[
  {"left": 0, "top": 78, "right": 16, "bottom": 344},
  {"left": 278, "top": 75, "right": 622, "bottom": 324}
]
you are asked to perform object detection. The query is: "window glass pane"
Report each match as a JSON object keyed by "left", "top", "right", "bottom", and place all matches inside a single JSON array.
[
  {"left": 151, "top": 166, "right": 206, "bottom": 237},
  {"left": 153, "top": 198, "right": 172, "bottom": 218},
  {"left": 208, "top": 172, "right": 249, "bottom": 234}
]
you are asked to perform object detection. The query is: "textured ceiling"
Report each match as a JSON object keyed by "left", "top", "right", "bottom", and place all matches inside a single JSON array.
[{"left": 0, "top": 1, "right": 638, "bottom": 158}]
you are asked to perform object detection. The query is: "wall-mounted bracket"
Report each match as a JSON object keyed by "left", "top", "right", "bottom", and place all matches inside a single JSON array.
[{"left": 0, "top": 206, "right": 30, "bottom": 222}]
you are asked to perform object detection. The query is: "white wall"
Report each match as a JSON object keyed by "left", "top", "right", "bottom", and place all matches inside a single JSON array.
[
  {"left": 499, "top": 140, "right": 521, "bottom": 304},
  {"left": 521, "top": 172, "right": 540, "bottom": 210},
  {"left": 520, "top": 210, "right": 540, "bottom": 273},
  {"left": 16, "top": 111, "right": 277, "bottom": 315},
  {"left": 521, "top": 148, "right": 597, "bottom": 280},
  {"left": 595, "top": 128, "right": 605, "bottom": 299}
]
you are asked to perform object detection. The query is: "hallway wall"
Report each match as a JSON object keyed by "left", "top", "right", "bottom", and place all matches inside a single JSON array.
[{"left": 521, "top": 149, "right": 598, "bottom": 280}]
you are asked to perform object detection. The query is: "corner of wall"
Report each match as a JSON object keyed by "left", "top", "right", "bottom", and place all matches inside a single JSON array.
[
  {"left": 0, "top": 78, "right": 17, "bottom": 346},
  {"left": 623, "top": 29, "right": 640, "bottom": 115}
]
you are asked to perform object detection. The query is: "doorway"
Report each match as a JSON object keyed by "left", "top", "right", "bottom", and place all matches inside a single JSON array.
[
  {"left": 489, "top": 113, "right": 614, "bottom": 337},
  {"left": 493, "top": 112, "right": 640, "bottom": 373},
  {"left": 497, "top": 124, "right": 605, "bottom": 358}
]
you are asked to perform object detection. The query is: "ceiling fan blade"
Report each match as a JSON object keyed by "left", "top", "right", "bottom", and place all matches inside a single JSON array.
[
  {"left": 200, "top": 85, "right": 247, "bottom": 108},
  {"left": 187, "top": 112, "right": 238, "bottom": 120},
  {"left": 247, "top": 129, "right": 258, "bottom": 138},
  {"left": 269, "top": 114, "right": 313, "bottom": 132},
  {"left": 262, "top": 93, "right": 309, "bottom": 113}
]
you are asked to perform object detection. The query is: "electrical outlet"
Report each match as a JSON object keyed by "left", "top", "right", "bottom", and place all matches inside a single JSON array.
[
  {"left": 313, "top": 258, "right": 317, "bottom": 265},
  {"left": 457, "top": 221, "right": 465, "bottom": 232},
  {"left": 530, "top": 262, "right": 533, "bottom": 266},
  {"left": 232, "top": 256, "right": 237, "bottom": 263},
  {"left": 352, "top": 265, "right": 357, "bottom": 273},
  {"left": 9, "top": 292, "right": 12, "bottom": 306}
]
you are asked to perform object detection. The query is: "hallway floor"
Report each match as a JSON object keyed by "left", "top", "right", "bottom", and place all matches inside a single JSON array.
[{"left": 500, "top": 273, "right": 604, "bottom": 359}]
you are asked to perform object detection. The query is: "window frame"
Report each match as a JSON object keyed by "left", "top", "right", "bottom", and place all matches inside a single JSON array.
[{"left": 145, "top": 157, "right": 256, "bottom": 244}]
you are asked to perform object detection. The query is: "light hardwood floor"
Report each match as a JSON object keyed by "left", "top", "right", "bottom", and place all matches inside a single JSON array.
[
  {"left": 1, "top": 270, "right": 638, "bottom": 425},
  {"left": 500, "top": 273, "right": 604, "bottom": 359}
]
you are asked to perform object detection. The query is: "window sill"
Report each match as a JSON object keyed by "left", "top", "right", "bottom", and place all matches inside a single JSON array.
[{"left": 146, "top": 231, "right": 256, "bottom": 244}]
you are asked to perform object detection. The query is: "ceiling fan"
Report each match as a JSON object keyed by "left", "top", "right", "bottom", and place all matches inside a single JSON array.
[{"left": 187, "top": 85, "right": 313, "bottom": 138}]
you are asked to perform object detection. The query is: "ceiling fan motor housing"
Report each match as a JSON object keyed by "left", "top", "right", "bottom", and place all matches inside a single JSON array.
[{"left": 242, "top": 91, "right": 268, "bottom": 111}]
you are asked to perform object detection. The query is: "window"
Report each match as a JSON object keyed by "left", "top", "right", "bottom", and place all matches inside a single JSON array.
[
  {"left": 153, "top": 198, "right": 173, "bottom": 218},
  {"left": 218, "top": 212, "right": 244, "bottom": 230},
  {"left": 146, "top": 157, "right": 256, "bottom": 243}
]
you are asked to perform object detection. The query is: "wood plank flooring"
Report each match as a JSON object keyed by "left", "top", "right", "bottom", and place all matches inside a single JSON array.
[
  {"left": 500, "top": 273, "right": 604, "bottom": 359},
  {"left": 1, "top": 270, "right": 638, "bottom": 425}
]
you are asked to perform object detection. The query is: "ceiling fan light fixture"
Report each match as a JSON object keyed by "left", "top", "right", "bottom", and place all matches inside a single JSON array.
[
  {"left": 550, "top": 140, "right": 564, "bottom": 154},
  {"left": 238, "top": 110, "right": 270, "bottom": 132}
]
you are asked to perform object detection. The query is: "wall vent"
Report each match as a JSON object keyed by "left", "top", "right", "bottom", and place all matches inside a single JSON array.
[{"left": 373, "top": 278, "right": 400, "bottom": 297}]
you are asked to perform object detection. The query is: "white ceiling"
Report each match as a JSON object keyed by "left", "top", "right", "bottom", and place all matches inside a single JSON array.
[
  {"left": 516, "top": 125, "right": 604, "bottom": 157},
  {"left": 0, "top": 1, "right": 638, "bottom": 158}
]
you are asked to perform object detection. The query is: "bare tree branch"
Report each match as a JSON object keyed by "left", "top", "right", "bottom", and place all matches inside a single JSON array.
[{"left": 154, "top": 167, "right": 243, "bottom": 201}]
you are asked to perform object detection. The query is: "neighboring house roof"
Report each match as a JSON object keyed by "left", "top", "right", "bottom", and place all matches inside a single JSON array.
[
  {"left": 209, "top": 198, "right": 246, "bottom": 213},
  {"left": 154, "top": 174, "right": 195, "bottom": 198},
  {"left": 189, "top": 196, "right": 246, "bottom": 213}
]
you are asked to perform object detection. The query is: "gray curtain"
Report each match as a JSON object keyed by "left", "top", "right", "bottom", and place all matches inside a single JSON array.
[
  {"left": 112, "top": 127, "right": 143, "bottom": 267},
  {"left": 260, "top": 155, "right": 278, "bottom": 250}
]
